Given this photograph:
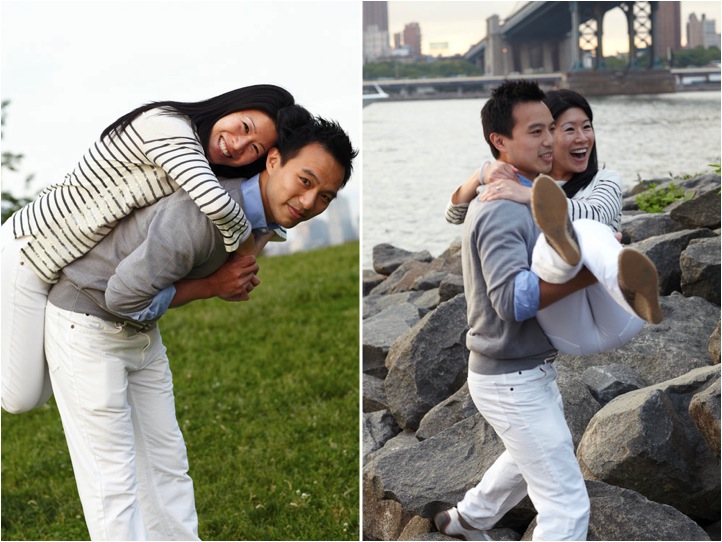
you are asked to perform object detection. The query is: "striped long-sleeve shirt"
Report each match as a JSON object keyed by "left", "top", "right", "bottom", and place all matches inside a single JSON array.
[
  {"left": 444, "top": 169, "right": 623, "bottom": 233},
  {"left": 12, "top": 108, "right": 251, "bottom": 283}
]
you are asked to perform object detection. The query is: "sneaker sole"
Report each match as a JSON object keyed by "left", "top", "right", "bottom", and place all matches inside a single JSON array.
[
  {"left": 618, "top": 248, "right": 664, "bottom": 324},
  {"left": 532, "top": 175, "right": 581, "bottom": 266}
]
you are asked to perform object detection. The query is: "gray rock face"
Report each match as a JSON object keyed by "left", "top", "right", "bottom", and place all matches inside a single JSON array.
[
  {"left": 372, "top": 243, "right": 434, "bottom": 275},
  {"left": 363, "top": 302, "right": 421, "bottom": 375},
  {"left": 621, "top": 212, "right": 686, "bottom": 244},
  {"left": 577, "top": 366, "right": 721, "bottom": 521},
  {"left": 632, "top": 228, "right": 716, "bottom": 295},
  {"left": 581, "top": 364, "right": 648, "bottom": 406},
  {"left": 680, "top": 237, "right": 721, "bottom": 305},
  {"left": 689, "top": 378, "right": 721, "bottom": 458},
  {"left": 363, "top": 410, "right": 401, "bottom": 461},
  {"left": 416, "top": 382, "right": 477, "bottom": 441},
  {"left": 670, "top": 188, "right": 722, "bottom": 230},
  {"left": 385, "top": 294, "right": 469, "bottom": 430},
  {"left": 363, "top": 373, "right": 387, "bottom": 413},
  {"left": 364, "top": 414, "right": 505, "bottom": 518},
  {"left": 522, "top": 480, "right": 711, "bottom": 541}
]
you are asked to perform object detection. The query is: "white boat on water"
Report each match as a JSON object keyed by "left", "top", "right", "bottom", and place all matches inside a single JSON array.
[{"left": 363, "top": 83, "right": 389, "bottom": 107}]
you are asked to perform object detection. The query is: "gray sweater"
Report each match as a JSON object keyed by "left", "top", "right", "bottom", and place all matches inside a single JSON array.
[
  {"left": 48, "top": 179, "right": 245, "bottom": 327},
  {"left": 461, "top": 197, "right": 556, "bottom": 374}
]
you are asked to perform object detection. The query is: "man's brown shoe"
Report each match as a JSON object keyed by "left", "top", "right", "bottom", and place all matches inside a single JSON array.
[
  {"left": 531, "top": 174, "right": 581, "bottom": 266},
  {"left": 618, "top": 248, "right": 664, "bottom": 324}
]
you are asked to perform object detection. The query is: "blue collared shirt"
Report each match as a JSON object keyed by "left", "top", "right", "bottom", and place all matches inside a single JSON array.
[
  {"left": 123, "top": 174, "right": 284, "bottom": 322},
  {"left": 512, "top": 174, "right": 542, "bottom": 322}
]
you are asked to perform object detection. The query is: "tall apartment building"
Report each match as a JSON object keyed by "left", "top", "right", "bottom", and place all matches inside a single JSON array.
[
  {"left": 655, "top": 1, "right": 681, "bottom": 57},
  {"left": 687, "top": 13, "right": 721, "bottom": 49},
  {"left": 403, "top": 22, "right": 422, "bottom": 57},
  {"left": 363, "top": 1, "right": 390, "bottom": 62}
]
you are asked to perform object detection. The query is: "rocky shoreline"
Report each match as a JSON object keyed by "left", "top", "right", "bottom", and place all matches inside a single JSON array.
[{"left": 362, "top": 173, "right": 721, "bottom": 541}]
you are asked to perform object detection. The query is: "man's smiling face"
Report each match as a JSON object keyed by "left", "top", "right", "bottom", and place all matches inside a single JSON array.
[{"left": 260, "top": 142, "right": 344, "bottom": 228}]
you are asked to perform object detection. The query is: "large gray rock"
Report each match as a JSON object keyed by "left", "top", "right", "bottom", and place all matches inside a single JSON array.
[
  {"left": 689, "top": 377, "right": 721, "bottom": 458},
  {"left": 556, "top": 293, "right": 719, "bottom": 386},
  {"left": 556, "top": 365, "right": 602, "bottom": 449},
  {"left": 364, "top": 268, "right": 387, "bottom": 296},
  {"left": 363, "top": 303, "right": 421, "bottom": 375},
  {"left": 372, "top": 243, "right": 434, "bottom": 275},
  {"left": 364, "top": 410, "right": 402, "bottom": 462},
  {"left": 370, "top": 258, "right": 450, "bottom": 296},
  {"left": 363, "top": 373, "right": 387, "bottom": 413},
  {"left": 364, "top": 413, "right": 505, "bottom": 519},
  {"left": 416, "top": 382, "right": 477, "bottom": 441},
  {"left": 680, "top": 237, "right": 721, "bottom": 305},
  {"left": 620, "top": 212, "right": 686, "bottom": 244},
  {"left": 631, "top": 228, "right": 717, "bottom": 295},
  {"left": 581, "top": 364, "right": 648, "bottom": 406},
  {"left": 711, "top": 319, "right": 721, "bottom": 364},
  {"left": 438, "top": 273, "right": 464, "bottom": 303},
  {"left": 521, "top": 480, "right": 710, "bottom": 541},
  {"left": 577, "top": 365, "right": 721, "bottom": 521},
  {"left": 385, "top": 294, "right": 469, "bottom": 430},
  {"left": 670, "top": 188, "right": 721, "bottom": 230}
]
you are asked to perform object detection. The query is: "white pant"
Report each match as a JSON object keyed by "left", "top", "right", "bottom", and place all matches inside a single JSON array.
[
  {"left": 45, "top": 302, "right": 199, "bottom": 541},
  {"left": 1, "top": 220, "right": 53, "bottom": 413},
  {"left": 532, "top": 219, "right": 645, "bottom": 355},
  {"left": 459, "top": 363, "right": 590, "bottom": 541}
]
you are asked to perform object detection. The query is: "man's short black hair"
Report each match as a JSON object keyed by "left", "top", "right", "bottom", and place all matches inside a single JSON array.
[
  {"left": 481, "top": 80, "right": 546, "bottom": 159},
  {"left": 275, "top": 106, "right": 358, "bottom": 187}
]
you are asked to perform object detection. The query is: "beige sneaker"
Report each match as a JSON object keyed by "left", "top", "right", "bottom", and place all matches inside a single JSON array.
[
  {"left": 618, "top": 248, "right": 664, "bottom": 324},
  {"left": 531, "top": 174, "right": 581, "bottom": 266},
  {"left": 434, "top": 507, "right": 491, "bottom": 541}
]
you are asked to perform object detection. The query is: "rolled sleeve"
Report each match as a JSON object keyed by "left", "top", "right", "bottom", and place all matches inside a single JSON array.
[{"left": 514, "top": 270, "right": 540, "bottom": 321}]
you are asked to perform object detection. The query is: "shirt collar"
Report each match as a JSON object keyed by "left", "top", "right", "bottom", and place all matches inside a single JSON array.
[
  {"left": 240, "top": 174, "right": 287, "bottom": 240},
  {"left": 516, "top": 173, "right": 534, "bottom": 187}
]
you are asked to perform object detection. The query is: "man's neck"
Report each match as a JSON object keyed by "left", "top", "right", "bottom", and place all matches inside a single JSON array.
[{"left": 499, "top": 155, "right": 533, "bottom": 181}]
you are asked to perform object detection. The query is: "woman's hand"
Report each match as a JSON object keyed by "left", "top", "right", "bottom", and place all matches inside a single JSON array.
[
  {"left": 478, "top": 177, "right": 532, "bottom": 204},
  {"left": 482, "top": 160, "right": 519, "bottom": 185}
]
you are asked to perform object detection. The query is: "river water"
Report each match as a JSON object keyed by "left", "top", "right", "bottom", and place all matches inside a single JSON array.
[{"left": 362, "top": 90, "right": 721, "bottom": 268}]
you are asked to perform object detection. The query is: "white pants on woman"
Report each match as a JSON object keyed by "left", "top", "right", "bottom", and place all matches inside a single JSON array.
[
  {"left": 1, "top": 220, "right": 53, "bottom": 413},
  {"left": 532, "top": 218, "right": 645, "bottom": 355},
  {"left": 45, "top": 302, "right": 199, "bottom": 541},
  {"left": 458, "top": 361, "right": 590, "bottom": 540}
]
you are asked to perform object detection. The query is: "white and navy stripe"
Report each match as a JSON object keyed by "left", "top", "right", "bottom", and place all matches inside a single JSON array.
[{"left": 13, "top": 109, "right": 250, "bottom": 283}]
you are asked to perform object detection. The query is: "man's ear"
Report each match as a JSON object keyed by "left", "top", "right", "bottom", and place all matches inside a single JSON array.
[
  {"left": 489, "top": 132, "right": 506, "bottom": 154},
  {"left": 266, "top": 147, "right": 281, "bottom": 172}
]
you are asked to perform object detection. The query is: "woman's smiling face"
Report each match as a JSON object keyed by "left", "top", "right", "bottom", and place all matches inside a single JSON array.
[
  {"left": 551, "top": 107, "right": 595, "bottom": 181},
  {"left": 207, "top": 110, "right": 277, "bottom": 167}
]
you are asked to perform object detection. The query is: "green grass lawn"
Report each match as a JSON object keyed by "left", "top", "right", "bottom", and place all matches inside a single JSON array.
[{"left": 1, "top": 241, "right": 360, "bottom": 541}]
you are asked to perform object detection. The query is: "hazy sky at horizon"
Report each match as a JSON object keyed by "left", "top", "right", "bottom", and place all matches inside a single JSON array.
[
  {"left": 1, "top": 1, "right": 362, "bottom": 227},
  {"left": 389, "top": 1, "right": 722, "bottom": 56}
]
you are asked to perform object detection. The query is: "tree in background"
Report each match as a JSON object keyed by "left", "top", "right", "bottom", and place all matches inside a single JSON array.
[{"left": 2, "top": 100, "right": 34, "bottom": 223}]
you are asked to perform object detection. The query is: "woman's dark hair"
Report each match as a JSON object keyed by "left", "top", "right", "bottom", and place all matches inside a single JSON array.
[
  {"left": 543, "top": 89, "right": 598, "bottom": 198},
  {"left": 101, "top": 84, "right": 295, "bottom": 178}
]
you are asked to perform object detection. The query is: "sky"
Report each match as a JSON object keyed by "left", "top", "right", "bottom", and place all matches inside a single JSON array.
[
  {"left": 388, "top": 1, "right": 722, "bottom": 56},
  {"left": 1, "top": 1, "right": 362, "bottom": 226}
]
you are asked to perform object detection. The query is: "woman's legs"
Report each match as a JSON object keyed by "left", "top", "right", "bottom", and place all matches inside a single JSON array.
[
  {"left": 532, "top": 218, "right": 648, "bottom": 355},
  {"left": 45, "top": 303, "right": 198, "bottom": 541},
  {"left": 1, "top": 221, "right": 53, "bottom": 413}
]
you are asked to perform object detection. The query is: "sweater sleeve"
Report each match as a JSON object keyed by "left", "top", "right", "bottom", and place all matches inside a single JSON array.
[
  {"left": 567, "top": 171, "right": 623, "bottom": 231},
  {"left": 104, "top": 200, "right": 218, "bottom": 318},
  {"left": 445, "top": 200, "right": 469, "bottom": 224},
  {"left": 130, "top": 110, "right": 251, "bottom": 251}
]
